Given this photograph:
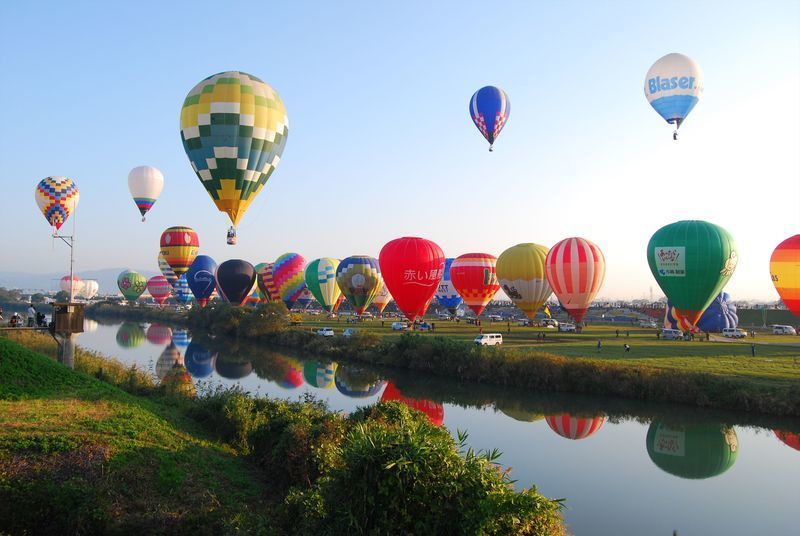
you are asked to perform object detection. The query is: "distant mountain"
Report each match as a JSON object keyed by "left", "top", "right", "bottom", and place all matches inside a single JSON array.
[{"left": 0, "top": 268, "right": 158, "bottom": 295}]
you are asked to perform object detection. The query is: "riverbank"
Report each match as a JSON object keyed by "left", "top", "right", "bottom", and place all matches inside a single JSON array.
[{"left": 0, "top": 333, "right": 564, "bottom": 535}]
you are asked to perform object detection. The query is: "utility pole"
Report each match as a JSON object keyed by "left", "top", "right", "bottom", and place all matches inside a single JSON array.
[{"left": 50, "top": 220, "right": 83, "bottom": 369}]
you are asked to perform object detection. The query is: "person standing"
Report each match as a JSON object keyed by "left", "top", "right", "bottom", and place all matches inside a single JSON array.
[
  {"left": 751, "top": 343, "right": 756, "bottom": 357},
  {"left": 624, "top": 343, "right": 631, "bottom": 353},
  {"left": 26, "top": 304, "right": 36, "bottom": 328},
  {"left": 596, "top": 339, "right": 602, "bottom": 352}
]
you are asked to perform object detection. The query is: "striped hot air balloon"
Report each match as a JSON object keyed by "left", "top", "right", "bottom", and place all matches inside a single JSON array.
[
  {"left": 274, "top": 253, "right": 306, "bottom": 308},
  {"left": 146, "top": 323, "right": 173, "bottom": 345},
  {"left": 261, "top": 262, "right": 281, "bottom": 302},
  {"left": 128, "top": 166, "right": 164, "bottom": 222},
  {"left": 496, "top": 243, "right": 552, "bottom": 320},
  {"left": 450, "top": 253, "right": 500, "bottom": 317},
  {"left": 158, "top": 253, "right": 178, "bottom": 287},
  {"left": 545, "top": 237, "right": 606, "bottom": 324},
  {"left": 35, "top": 176, "right": 79, "bottom": 230},
  {"left": 770, "top": 234, "right": 800, "bottom": 317},
  {"left": 305, "top": 258, "right": 342, "bottom": 312},
  {"left": 254, "top": 263, "right": 271, "bottom": 303},
  {"left": 173, "top": 275, "right": 193, "bottom": 305},
  {"left": 546, "top": 414, "right": 606, "bottom": 440},
  {"left": 160, "top": 226, "right": 199, "bottom": 277},
  {"left": 146, "top": 275, "right": 172, "bottom": 305}
]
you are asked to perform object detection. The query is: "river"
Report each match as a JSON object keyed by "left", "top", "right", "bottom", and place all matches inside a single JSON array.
[{"left": 79, "top": 319, "right": 799, "bottom": 536}]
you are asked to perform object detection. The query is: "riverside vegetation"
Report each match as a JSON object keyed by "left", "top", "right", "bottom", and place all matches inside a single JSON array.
[{"left": 0, "top": 330, "right": 564, "bottom": 535}]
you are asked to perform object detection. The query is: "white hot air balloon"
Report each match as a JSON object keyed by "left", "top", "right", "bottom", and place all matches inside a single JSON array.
[
  {"left": 128, "top": 166, "right": 164, "bottom": 221},
  {"left": 644, "top": 53, "right": 704, "bottom": 140},
  {"left": 81, "top": 280, "right": 99, "bottom": 300}
]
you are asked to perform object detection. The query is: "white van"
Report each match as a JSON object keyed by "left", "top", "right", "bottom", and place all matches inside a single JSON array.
[
  {"left": 391, "top": 321, "right": 408, "bottom": 331},
  {"left": 661, "top": 328, "right": 684, "bottom": 340},
  {"left": 316, "top": 327, "right": 335, "bottom": 337},
  {"left": 772, "top": 325, "right": 797, "bottom": 335},
  {"left": 722, "top": 327, "right": 747, "bottom": 338},
  {"left": 474, "top": 333, "right": 503, "bottom": 346}
]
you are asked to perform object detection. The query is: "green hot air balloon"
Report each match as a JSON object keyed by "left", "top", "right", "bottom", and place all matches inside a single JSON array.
[
  {"left": 646, "top": 422, "right": 739, "bottom": 479},
  {"left": 117, "top": 270, "right": 147, "bottom": 304},
  {"left": 647, "top": 220, "right": 737, "bottom": 325},
  {"left": 336, "top": 256, "right": 384, "bottom": 315},
  {"left": 115, "top": 322, "right": 145, "bottom": 349},
  {"left": 305, "top": 258, "right": 342, "bottom": 313}
]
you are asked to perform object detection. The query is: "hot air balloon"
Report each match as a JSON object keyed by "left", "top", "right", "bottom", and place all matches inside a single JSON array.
[
  {"left": 215, "top": 259, "right": 256, "bottom": 306},
  {"left": 117, "top": 270, "right": 147, "bottom": 304},
  {"left": 469, "top": 86, "right": 510, "bottom": 151},
  {"left": 305, "top": 258, "right": 342, "bottom": 313},
  {"left": 184, "top": 342, "right": 217, "bottom": 379},
  {"left": 545, "top": 237, "right": 606, "bottom": 324},
  {"left": 644, "top": 53, "right": 704, "bottom": 140},
  {"left": 35, "top": 176, "right": 79, "bottom": 231},
  {"left": 333, "top": 294, "right": 346, "bottom": 313},
  {"left": 774, "top": 430, "right": 800, "bottom": 452},
  {"left": 115, "top": 322, "right": 145, "bottom": 349},
  {"left": 158, "top": 253, "right": 178, "bottom": 288},
  {"left": 156, "top": 343, "right": 183, "bottom": 380},
  {"left": 253, "top": 263, "right": 270, "bottom": 303},
  {"left": 435, "top": 258, "right": 463, "bottom": 315},
  {"left": 546, "top": 414, "right": 606, "bottom": 440},
  {"left": 127, "top": 166, "right": 164, "bottom": 221},
  {"left": 146, "top": 323, "right": 173, "bottom": 345},
  {"left": 303, "top": 361, "right": 337, "bottom": 389},
  {"left": 646, "top": 422, "right": 739, "bottom": 479},
  {"left": 380, "top": 382, "right": 444, "bottom": 426},
  {"left": 186, "top": 255, "right": 217, "bottom": 307},
  {"left": 296, "top": 287, "right": 314, "bottom": 309},
  {"left": 450, "top": 253, "right": 500, "bottom": 317},
  {"left": 161, "top": 365, "right": 196, "bottom": 397},
  {"left": 80, "top": 280, "right": 99, "bottom": 300},
  {"left": 496, "top": 243, "right": 552, "bottom": 320},
  {"left": 379, "top": 237, "right": 445, "bottom": 323},
  {"left": 336, "top": 256, "right": 383, "bottom": 315},
  {"left": 770, "top": 234, "right": 800, "bottom": 317},
  {"left": 261, "top": 262, "right": 281, "bottom": 302},
  {"left": 273, "top": 253, "right": 306, "bottom": 308},
  {"left": 245, "top": 280, "right": 261, "bottom": 306},
  {"left": 173, "top": 275, "right": 193, "bottom": 305},
  {"left": 147, "top": 275, "right": 172, "bottom": 305},
  {"left": 665, "top": 292, "right": 738, "bottom": 332},
  {"left": 160, "top": 227, "right": 199, "bottom": 278},
  {"left": 59, "top": 276, "right": 84, "bottom": 298},
  {"left": 372, "top": 285, "right": 392, "bottom": 315},
  {"left": 180, "top": 71, "right": 289, "bottom": 244},
  {"left": 647, "top": 220, "right": 737, "bottom": 326}
]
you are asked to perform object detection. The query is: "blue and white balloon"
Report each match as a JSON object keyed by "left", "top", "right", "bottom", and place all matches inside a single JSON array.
[
  {"left": 435, "top": 258, "right": 463, "bottom": 315},
  {"left": 469, "top": 86, "right": 510, "bottom": 151},
  {"left": 644, "top": 53, "right": 704, "bottom": 139}
]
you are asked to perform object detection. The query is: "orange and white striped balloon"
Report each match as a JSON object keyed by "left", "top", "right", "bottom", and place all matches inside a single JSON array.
[
  {"left": 546, "top": 414, "right": 606, "bottom": 440},
  {"left": 449, "top": 253, "right": 500, "bottom": 316},
  {"left": 545, "top": 237, "right": 605, "bottom": 324}
]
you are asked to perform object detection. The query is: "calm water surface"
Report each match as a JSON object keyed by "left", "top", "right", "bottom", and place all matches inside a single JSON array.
[{"left": 80, "top": 319, "right": 799, "bottom": 536}]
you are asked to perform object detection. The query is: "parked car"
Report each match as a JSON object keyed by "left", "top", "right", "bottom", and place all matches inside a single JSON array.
[
  {"left": 639, "top": 320, "right": 658, "bottom": 328},
  {"left": 437, "top": 313, "right": 452, "bottom": 320},
  {"left": 487, "top": 315, "right": 503, "bottom": 322},
  {"left": 316, "top": 327, "right": 335, "bottom": 337},
  {"left": 722, "top": 327, "right": 747, "bottom": 338},
  {"left": 360, "top": 312, "right": 374, "bottom": 319},
  {"left": 540, "top": 319, "right": 559, "bottom": 328},
  {"left": 558, "top": 323, "right": 577, "bottom": 332},
  {"left": 342, "top": 328, "right": 356, "bottom": 337},
  {"left": 772, "top": 325, "right": 797, "bottom": 335},
  {"left": 418, "top": 322, "right": 431, "bottom": 331},
  {"left": 391, "top": 321, "right": 408, "bottom": 331},
  {"left": 661, "top": 328, "right": 684, "bottom": 340},
  {"left": 517, "top": 319, "right": 531, "bottom": 326},
  {"left": 474, "top": 333, "right": 503, "bottom": 346}
]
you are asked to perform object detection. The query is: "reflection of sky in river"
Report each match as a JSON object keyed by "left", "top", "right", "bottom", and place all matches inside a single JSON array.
[{"left": 79, "top": 321, "right": 800, "bottom": 536}]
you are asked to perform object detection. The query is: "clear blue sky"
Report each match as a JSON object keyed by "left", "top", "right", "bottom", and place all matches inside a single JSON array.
[{"left": 1, "top": 1, "right": 798, "bottom": 300}]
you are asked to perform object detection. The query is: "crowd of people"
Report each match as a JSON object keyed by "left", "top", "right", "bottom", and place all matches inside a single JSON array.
[{"left": 0, "top": 305, "right": 48, "bottom": 328}]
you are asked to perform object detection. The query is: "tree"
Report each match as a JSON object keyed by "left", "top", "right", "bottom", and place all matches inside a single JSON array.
[
  {"left": 54, "top": 291, "right": 69, "bottom": 302},
  {"left": 30, "top": 293, "right": 46, "bottom": 303}
]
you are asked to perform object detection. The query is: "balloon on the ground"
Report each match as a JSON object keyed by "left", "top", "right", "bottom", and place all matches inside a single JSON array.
[
  {"left": 546, "top": 414, "right": 606, "bottom": 440},
  {"left": 81, "top": 280, "right": 99, "bottom": 300},
  {"left": 127, "top": 166, "right": 164, "bottom": 221},
  {"left": 60, "top": 276, "right": 84, "bottom": 297},
  {"left": 172, "top": 275, "right": 193, "bottom": 305},
  {"left": 303, "top": 361, "right": 337, "bottom": 389},
  {"left": 380, "top": 382, "right": 444, "bottom": 426},
  {"left": 379, "top": 237, "right": 445, "bottom": 322},
  {"left": 245, "top": 280, "right": 261, "bottom": 306},
  {"left": 146, "top": 323, "right": 173, "bottom": 345},
  {"left": 665, "top": 292, "right": 738, "bottom": 332},
  {"left": 336, "top": 256, "right": 383, "bottom": 315},
  {"left": 179, "top": 71, "right": 289, "bottom": 241},
  {"left": 117, "top": 270, "right": 147, "bottom": 304},
  {"left": 160, "top": 226, "right": 199, "bottom": 277},
  {"left": 545, "top": 237, "right": 606, "bottom": 324},
  {"left": 469, "top": 86, "right": 510, "bottom": 151},
  {"left": 146, "top": 275, "right": 172, "bottom": 305},
  {"left": 647, "top": 220, "right": 737, "bottom": 326},
  {"left": 35, "top": 176, "right": 79, "bottom": 230},
  {"left": 274, "top": 253, "right": 306, "bottom": 308},
  {"left": 372, "top": 285, "right": 392, "bottom": 314},
  {"left": 215, "top": 259, "right": 256, "bottom": 306},
  {"left": 184, "top": 342, "right": 216, "bottom": 378},
  {"left": 333, "top": 294, "right": 345, "bottom": 313},
  {"left": 435, "top": 258, "right": 463, "bottom": 315},
  {"left": 261, "top": 263, "right": 281, "bottom": 302},
  {"left": 770, "top": 234, "right": 800, "bottom": 316},
  {"left": 646, "top": 422, "right": 738, "bottom": 479},
  {"left": 158, "top": 252, "right": 178, "bottom": 287},
  {"left": 774, "top": 430, "right": 800, "bottom": 452},
  {"left": 115, "top": 322, "right": 145, "bottom": 348},
  {"left": 450, "top": 253, "right": 500, "bottom": 317},
  {"left": 253, "top": 263, "right": 270, "bottom": 303},
  {"left": 496, "top": 243, "right": 552, "bottom": 320},
  {"left": 644, "top": 53, "right": 703, "bottom": 139},
  {"left": 186, "top": 255, "right": 217, "bottom": 307},
  {"left": 305, "top": 258, "right": 342, "bottom": 312},
  {"left": 156, "top": 343, "right": 183, "bottom": 380}
]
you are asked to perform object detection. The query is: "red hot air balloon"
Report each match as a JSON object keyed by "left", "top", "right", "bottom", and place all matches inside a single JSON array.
[
  {"left": 379, "top": 237, "right": 445, "bottom": 323},
  {"left": 381, "top": 382, "right": 444, "bottom": 426},
  {"left": 333, "top": 294, "right": 345, "bottom": 313},
  {"left": 774, "top": 430, "right": 800, "bottom": 451},
  {"left": 545, "top": 237, "right": 606, "bottom": 324},
  {"left": 450, "top": 253, "right": 500, "bottom": 317},
  {"left": 545, "top": 414, "right": 606, "bottom": 440},
  {"left": 146, "top": 275, "right": 172, "bottom": 305}
]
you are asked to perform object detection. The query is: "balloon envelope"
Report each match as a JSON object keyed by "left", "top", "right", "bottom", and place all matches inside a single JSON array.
[
  {"left": 303, "top": 361, "right": 337, "bottom": 389},
  {"left": 215, "top": 259, "right": 256, "bottom": 306},
  {"left": 127, "top": 166, "right": 164, "bottom": 221},
  {"left": 770, "top": 234, "right": 800, "bottom": 316},
  {"left": 469, "top": 86, "right": 510, "bottom": 150},
  {"left": 546, "top": 414, "right": 606, "bottom": 440},
  {"left": 336, "top": 256, "right": 383, "bottom": 315},
  {"left": 644, "top": 53, "right": 703, "bottom": 130},
  {"left": 186, "top": 255, "right": 218, "bottom": 307},
  {"left": 545, "top": 237, "right": 606, "bottom": 324},
  {"left": 115, "top": 322, "right": 144, "bottom": 348},
  {"left": 146, "top": 323, "right": 173, "bottom": 345},
  {"left": 146, "top": 275, "right": 172, "bottom": 305},
  {"left": 646, "top": 422, "right": 738, "bottom": 479},
  {"left": 261, "top": 263, "right": 281, "bottom": 302},
  {"left": 35, "top": 176, "right": 79, "bottom": 230},
  {"left": 117, "top": 270, "right": 147, "bottom": 303},
  {"left": 160, "top": 226, "right": 199, "bottom": 278},
  {"left": 665, "top": 292, "right": 738, "bottom": 332},
  {"left": 184, "top": 342, "right": 217, "bottom": 378},
  {"left": 173, "top": 275, "right": 193, "bottom": 305},
  {"left": 81, "top": 280, "right": 99, "bottom": 300},
  {"left": 379, "top": 237, "right": 445, "bottom": 322},
  {"left": 647, "top": 220, "right": 737, "bottom": 326},
  {"left": 305, "top": 258, "right": 342, "bottom": 312},
  {"left": 496, "top": 243, "right": 552, "bottom": 320},
  {"left": 158, "top": 253, "right": 178, "bottom": 287},
  {"left": 380, "top": 382, "right": 444, "bottom": 426},
  {"left": 774, "top": 429, "right": 800, "bottom": 452},
  {"left": 372, "top": 285, "right": 392, "bottom": 314},
  {"left": 450, "top": 253, "right": 500, "bottom": 317},
  {"left": 253, "top": 263, "right": 270, "bottom": 303},
  {"left": 59, "top": 276, "right": 84, "bottom": 297},
  {"left": 274, "top": 253, "right": 306, "bottom": 308},
  {"left": 435, "top": 258, "right": 463, "bottom": 314}
]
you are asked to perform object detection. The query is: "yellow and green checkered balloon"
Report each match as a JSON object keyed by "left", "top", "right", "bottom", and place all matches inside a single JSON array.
[{"left": 180, "top": 71, "right": 288, "bottom": 229}]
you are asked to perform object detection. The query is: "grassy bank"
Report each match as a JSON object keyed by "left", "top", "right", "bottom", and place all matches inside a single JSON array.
[{"left": 0, "top": 333, "right": 564, "bottom": 535}]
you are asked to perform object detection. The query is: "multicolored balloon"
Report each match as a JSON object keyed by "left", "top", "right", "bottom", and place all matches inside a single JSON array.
[
  {"left": 215, "top": 259, "right": 256, "bottom": 306},
  {"left": 450, "top": 253, "right": 500, "bottom": 317},
  {"left": 173, "top": 275, "right": 193, "bottom": 305},
  {"left": 379, "top": 237, "right": 445, "bottom": 322},
  {"left": 273, "top": 253, "right": 306, "bottom": 308},
  {"left": 160, "top": 226, "right": 199, "bottom": 278},
  {"left": 496, "top": 243, "right": 552, "bottom": 320},
  {"left": 303, "top": 361, "right": 337, "bottom": 389},
  {"left": 116, "top": 322, "right": 145, "bottom": 349},
  {"left": 171, "top": 329, "right": 191, "bottom": 352},
  {"left": 261, "top": 263, "right": 281, "bottom": 302},
  {"left": 147, "top": 275, "right": 172, "bottom": 305},
  {"left": 372, "top": 285, "right": 392, "bottom": 314},
  {"left": 127, "top": 166, "right": 164, "bottom": 221},
  {"left": 253, "top": 263, "right": 270, "bottom": 303},
  {"left": 770, "top": 234, "right": 800, "bottom": 317},
  {"left": 334, "top": 366, "right": 386, "bottom": 398},
  {"left": 546, "top": 414, "right": 606, "bottom": 440},
  {"left": 156, "top": 343, "right": 183, "bottom": 380},
  {"left": 545, "top": 237, "right": 606, "bottom": 324},
  {"left": 647, "top": 220, "right": 737, "bottom": 326},
  {"left": 333, "top": 293, "right": 345, "bottom": 313},
  {"left": 646, "top": 422, "right": 738, "bottom": 479},
  {"left": 380, "top": 382, "right": 444, "bottom": 426},
  {"left": 117, "top": 270, "right": 147, "bottom": 304},
  {"left": 179, "top": 71, "right": 289, "bottom": 240},
  {"left": 435, "top": 258, "right": 463, "bottom": 315},
  {"left": 296, "top": 287, "right": 314, "bottom": 309},
  {"left": 158, "top": 253, "right": 178, "bottom": 288},
  {"left": 35, "top": 176, "right": 79, "bottom": 231},
  {"left": 186, "top": 255, "right": 217, "bottom": 307},
  {"left": 277, "top": 357, "right": 304, "bottom": 389},
  {"left": 336, "top": 256, "right": 383, "bottom": 315},
  {"left": 644, "top": 53, "right": 704, "bottom": 139},
  {"left": 305, "top": 258, "right": 342, "bottom": 313},
  {"left": 664, "top": 292, "right": 738, "bottom": 332},
  {"left": 469, "top": 86, "right": 510, "bottom": 151}
]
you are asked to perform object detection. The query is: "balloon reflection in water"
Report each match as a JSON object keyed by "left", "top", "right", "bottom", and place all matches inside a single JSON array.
[
  {"left": 183, "top": 342, "right": 217, "bottom": 379},
  {"left": 83, "top": 318, "right": 98, "bottom": 333},
  {"left": 495, "top": 401, "right": 544, "bottom": 423},
  {"left": 215, "top": 356, "right": 253, "bottom": 380},
  {"left": 171, "top": 329, "right": 191, "bottom": 352},
  {"left": 380, "top": 382, "right": 444, "bottom": 426},
  {"left": 546, "top": 414, "right": 606, "bottom": 440},
  {"left": 773, "top": 430, "right": 800, "bottom": 452},
  {"left": 276, "top": 357, "right": 304, "bottom": 389},
  {"left": 303, "top": 361, "right": 337, "bottom": 389},
  {"left": 156, "top": 343, "right": 183, "bottom": 380},
  {"left": 334, "top": 365, "right": 386, "bottom": 398},
  {"left": 161, "top": 365, "right": 196, "bottom": 398},
  {"left": 116, "top": 322, "right": 145, "bottom": 349},
  {"left": 646, "top": 422, "right": 738, "bottom": 479},
  {"left": 146, "top": 324, "right": 173, "bottom": 345}
]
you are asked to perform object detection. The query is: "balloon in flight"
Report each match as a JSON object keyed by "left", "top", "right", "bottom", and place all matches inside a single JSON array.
[
  {"left": 336, "top": 256, "right": 383, "bottom": 315},
  {"left": 545, "top": 237, "right": 606, "bottom": 324},
  {"left": 35, "top": 176, "right": 79, "bottom": 230},
  {"left": 305, "top": 258, "right": 342, "bottom": 312},
  {"left": 469, "top": 86, "right": 510, "bottom": 151},
  {"left": 127, "top": 166, "right": 164, "bottom": 221},
  {"left": 117, "top": 270, "right": 147, "bottom": 304},
  {"left": 160, "top": 226, "right": 199, "bottom": 278},
  {"left": 215, "top": 259, "right": 256, "bottom": 306},
  {"left": 496, "top": 243, "right": 553, "bottom": 320},
  {"left": 450, "top": 253, "right": 500, "bottom": 317},
  {"left": 273, "top": 253, "right": 306, "bottom": 308},
  {"left": 146, "top": 275, "right": 172, "bottom": 305},
  {"left": 769, "top": 234, "right": 800, "bottom": 316},
  {"left": 186, "top": 255, "right": 218, "bottom": 307},
  {"left": 379, "top": 237, "right": 445, "bottom": 322},
  {"left": 644, "top": 53, "right": 703, "bottom": 140}
]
